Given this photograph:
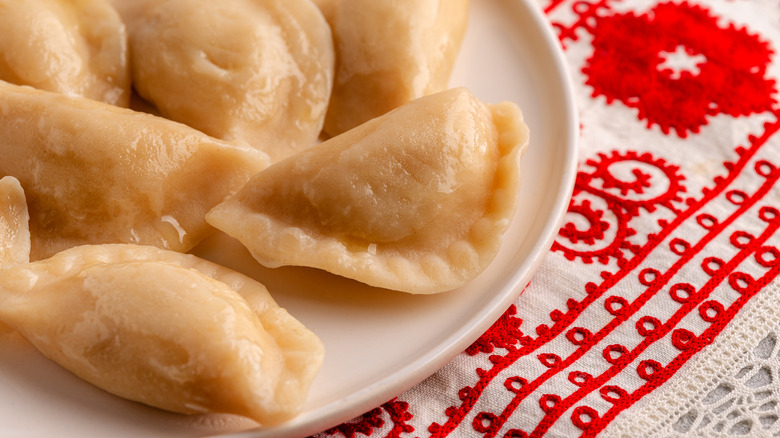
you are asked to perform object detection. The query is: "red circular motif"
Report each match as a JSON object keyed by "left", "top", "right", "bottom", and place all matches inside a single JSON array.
[
  {"left": 730, "top": 231, "right": 755, "bottom": 249},
  {"left": 505, "top": 376, "right": 528, "bottom": 394},
  {"left": 755, "top": 160, "right": 777, "bottom": 177},
  {"left": 636, "top": 316, "right": 662, "bottom": 337},
  {"left": 604, "top": 296, "right": 629, "bottom": 316},
  {"left": 756, "top": 247, "right": 780, "bottom": 267},
  {"left": 696, "top": 213, "right": 718, "bottom": 230},
  {"left": 637, "top": 359, "right": 664, "bottom": 380},
  {"left": 603, "top": 344, "right": 629, "bottom": 364},
  {"left": 699, "top": 300, "right": 725, "bottom": 323},
  {"left": 583, "top": 1, "right": 776, "bottom": 137},
  {"left": 671, "top": 328, "right": 697, "bottom": 350},
  {"left": 600, "top": 385, "right": 628, "bottom": 403},
  {"left": 669, "top": 238, "right": 691, "bottom": 255},
  {"left": 571, "top": 405, "right": 600, "bottom": 430},
  {"left": 760, "top": 206, "right": 780, "bottom": 222},
  {"left": 726, "top": 190, "right": 748, "bottom": 206},
  {"left": 540, "top": 394, "right": 561, "bottom": 413},
  {"left": 701, "top": 257, "right": 725, "bottom": 276},
  {"left": 538, "top": 353, "right": 562, "bottom": 368},
  {"left": 566, "top": 327, "right": 593, "bottom": 346},
  {"left": 670, "top": 283, "right": 696, "bottom": 303},
  {"left": 568, "top": 370, "right": 594, "bottom": 387},
  {"left": 728, "top": 271, "right": 755, "bottom": 294},
  {"left": 638, "top": 268, "right": 661, "bottom": 286},
  {"left": 473, "top": 412, "right": 499, "bottom": 434}
]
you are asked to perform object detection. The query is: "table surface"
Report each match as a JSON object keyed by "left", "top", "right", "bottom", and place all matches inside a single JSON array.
[{"left": 313, "top": 0, "right": 780, "bottom": 437}]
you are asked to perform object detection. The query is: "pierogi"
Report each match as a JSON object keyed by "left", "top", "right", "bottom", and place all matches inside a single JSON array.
[
  {"left": 0, "top": 0, "right": 131, "bottom": 106},
  {"left": 322, "top": 0, "right": 470, "bottom": 137},
  {"left": 114, "top": 0, "right": 334, "bottom": 163},
  {"left": 0, "top": 243, "right": 324, "bottom": 425},
  {"left": 0, "top": 80, "right": 269, "bottom": 261},
  {"left": 207, "top": 87, "right": 529, "bottom": 294}
]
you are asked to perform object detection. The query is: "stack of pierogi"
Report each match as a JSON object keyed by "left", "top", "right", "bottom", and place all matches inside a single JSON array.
[{"left": 0, "top": 0, "right": 528, "bottom": 428}]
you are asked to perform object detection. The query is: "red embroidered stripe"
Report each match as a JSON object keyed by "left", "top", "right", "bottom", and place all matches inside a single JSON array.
[
  {"left": 499, "top": 159, "right": 780, "bottom": 437},
  {"left": 587, "top": 256, "right": 780, "bottom": 436},
  {"left": 535, "top": 202, "right": 780, "bottom": 437},
  {"left": 428, "top": 115, "right": 780, "bottom": 436}
]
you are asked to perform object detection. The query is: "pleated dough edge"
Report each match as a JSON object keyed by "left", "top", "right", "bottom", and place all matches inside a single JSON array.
[{"left": 206, "top": 99, "right": 530, "bottom": 294}]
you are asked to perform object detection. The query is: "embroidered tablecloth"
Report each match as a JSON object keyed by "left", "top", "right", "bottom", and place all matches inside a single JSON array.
[{"left": 315, "top": 0, "right": 780, "bottom": 436}]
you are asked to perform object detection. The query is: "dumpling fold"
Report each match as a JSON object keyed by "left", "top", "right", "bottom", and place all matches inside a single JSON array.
[{"left": 206, "top": 87, "right": 529, "bottom": 294}]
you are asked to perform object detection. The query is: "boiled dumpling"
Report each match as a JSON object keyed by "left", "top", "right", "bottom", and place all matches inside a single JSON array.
[
  {"left": 0, "top": 176, "right": 29, "bottom": 267},
  {"left": 322, "top": 0, "right": 470, "bottom": 136},
  {"left": 0, "top": 80, "right": 269, "bottom": 261},
  {"left": 113, "top": 0, "right": 334, "bottom": 163},
  {"left": 0, "top": 186, "right": 323, "bottom": 423},
  {"left": 0, "top": 243, "right": 324, "bottom": 425},
  {"left": 0, "top": 0, "right": 131, "bottom": 106},
  {"left": 206, "top": 87, "right": 529, "bottom": 294}
]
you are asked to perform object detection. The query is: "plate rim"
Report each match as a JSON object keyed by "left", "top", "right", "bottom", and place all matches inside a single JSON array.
[
  {"left": 220, "top": 0, "right": 580, "bottom": 436},
  {"left": 0, "top": 0, "right": 578, "bottom": 436}
]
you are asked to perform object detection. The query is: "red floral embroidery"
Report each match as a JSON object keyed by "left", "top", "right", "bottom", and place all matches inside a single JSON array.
[
  {"left": 557, "top": 199, "right": 609, "bottom": 246},
  {"left": 583, "top": 1, "right": 777, "bottom": 136},
  {"left": 322, "top": 407, "right": 384, "bottom": 438},
  {"left": 466, "top": 305, "right": 524, "bottom": 356},
  {"left": 427, "top": 118, "right": 780, "bottom": 437},
  {"left": 320, "top": 399, "right": 413, "bottom": 438},
  {"left": 554, "top": 150, "right": 686, "bottom": 265}
]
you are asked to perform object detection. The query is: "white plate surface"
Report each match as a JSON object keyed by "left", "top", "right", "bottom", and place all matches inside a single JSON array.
[{"left": 0, "top": 1, "right": 577, "bottom": 437}]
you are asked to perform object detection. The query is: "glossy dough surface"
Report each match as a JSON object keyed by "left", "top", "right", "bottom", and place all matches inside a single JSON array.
[
  {"left": 310, "top": 0, "right": 340, "bottom": 20},
  {"left": 207, "top": 88, "right": 529, "bottom": 293},
  {"left": 323, "top": 0, "right": 470, "bottom": 136},
  {"left": 0, "top": 0, "right": 131, "bottom": 106},
  {"left": 0, "top": 81, "right": 269, "bottom": 261},
  {"left": 115, "top": 0, "right": 334, "bottom": 163},
  {"left": 0, "top": 244, "right": 324, "bottom": 425},
  {"left": 0, "top": 177, "right": 30, "bottom": 266}
]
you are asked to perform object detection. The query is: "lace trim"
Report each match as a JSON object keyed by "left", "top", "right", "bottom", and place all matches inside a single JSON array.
[{"left": 601, "top": 277, "right": 780, "bottom": 437}]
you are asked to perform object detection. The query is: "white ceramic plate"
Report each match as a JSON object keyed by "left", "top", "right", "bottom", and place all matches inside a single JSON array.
[{"left": 0, "top": 0, "right": 577, "bottom": 437}]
